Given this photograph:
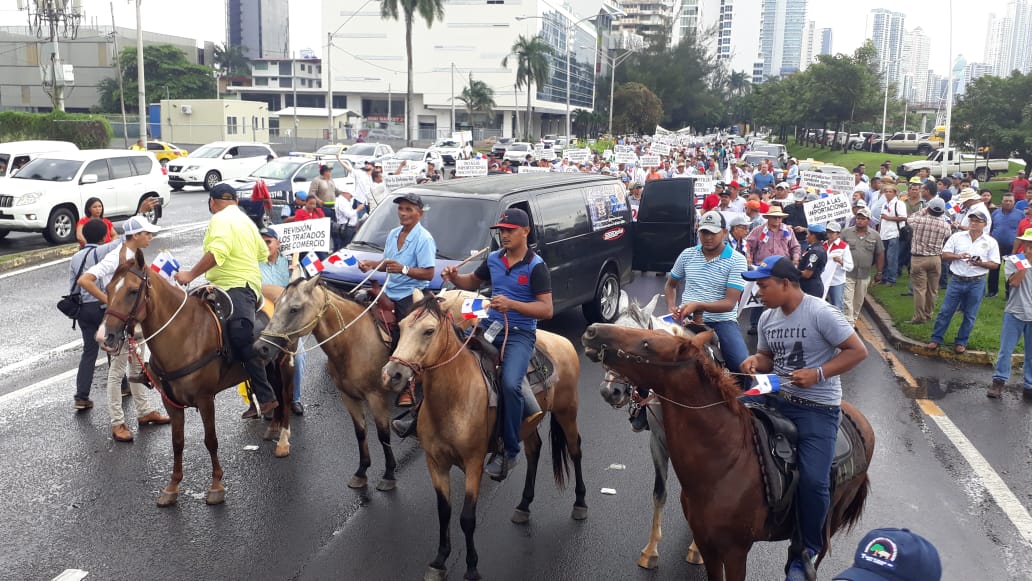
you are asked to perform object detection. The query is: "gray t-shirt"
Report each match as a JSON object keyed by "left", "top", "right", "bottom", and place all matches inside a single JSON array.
[
  {"left": 1004, "top": 261, "right": 1032, "bottom": 322},
  {"left": 757, "top": 294, "right": 856, "bottom": 406}
]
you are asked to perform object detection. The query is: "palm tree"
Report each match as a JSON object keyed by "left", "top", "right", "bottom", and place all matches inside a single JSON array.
[
  {"left": 456, "top": 74, "right": 496, "bottom": 130},
  {"left": 728, "top": 70, "right": 751, "bottom": 99},
  {"left": 381, "top": 0, "right": 445, "bottom": 145},
  {"left": 213, "top": 43, "right": 250, "bottom": 78},
  {"left": 502, "top": 35, "right": 551, "bottom": 141}
]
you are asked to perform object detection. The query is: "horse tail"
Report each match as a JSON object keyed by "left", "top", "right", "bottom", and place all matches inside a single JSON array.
[
  {"left": 549, "top": 413, "right": 571, "bottom": 490},
  {"left": 840, "top": 474, "right": 870, "bottom": 532}
]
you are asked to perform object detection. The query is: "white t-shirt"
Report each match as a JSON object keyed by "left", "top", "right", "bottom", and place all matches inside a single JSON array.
[
  {"left": 944, "top": 231, "right": 1001, "bottom": 277},
  {"left": 86, "top": 243, "right": 133, "bottom": 287},
  {"left": 879, "top": 198, "right": 907, "bottom": 240}
]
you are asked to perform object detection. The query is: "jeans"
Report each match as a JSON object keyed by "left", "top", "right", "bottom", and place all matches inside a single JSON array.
[
  {"left": 930, "top": 277, "right": 986, "bottom": 347},
  {"left": 882, "top": 237, "right": 900, "bottom": 284},
  {"left": 227, "top": 287, "right": 277, "bottom": 404},
  {"left": 708, "top": 320, "right": 750, "bottom": 386},
  {"left": 493, "top": 328, "right": 536, "bottom": 457},
  {"left": 293, "top": 350, "right": 306, "bottom": 403},
  {"left": 75, "top": 301, "right": 105, "bottom": 401},
  {"left": 988, "top": 243, "right": 1012, "bottom": 297},
  {"left": 826, "top": 284, "right": 845, "bottom": 313},
  {"left": 107, "top": 335, "right": 159, "bottom": 427},
  {"left": 993, "top": 312, "right": 1032, "bottom": 389},
  {"left": 741, "top": 395, "right": 840, "bottom": 555}
]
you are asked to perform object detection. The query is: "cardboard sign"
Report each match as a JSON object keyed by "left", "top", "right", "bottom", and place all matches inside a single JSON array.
[
  {"left": 639, "top": 154, "right": 661, "bottom": 168},
  {"left": 614, "top": 144, "right": 634, "bottom": 154},
  {"left": 693, "top": 178, "right": 719, "bottom": 198},
  {"left": 615, "top": 152, "right": 638, "bottom": 165},
  {"left": 381, "top": 159, "right": 403, "bottom": 174},
  {"left": 803, "top": 193, "right": 852, "bottom": 224},
  {"left": 800, "top": 171, "right": 854, "bottom": 197},
  {"left": 517, "top": 166, "right": 552, "bottom": 174},
  {"left": 650, "top": 143, "right": 671, "bottom": 156},
  {"left": 270, "top": 217, "right": 331, "bottom": 255},
  {"left": 564, "top": 148, "right": 590, "bottom": 163},
  {"left": 602, "top": 149, "right": 614, "bottom": 161},
  {"left": 455, "top": 158, "right": 488, "bottom": 177},
  {"left": 384, "top": 174, "right": 417, "bottom": 191}
]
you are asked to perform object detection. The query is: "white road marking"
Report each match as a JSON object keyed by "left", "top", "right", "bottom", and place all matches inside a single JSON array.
[
  {"left": 0, "top": 360, "right": 103, "bottom": 405},
  {"left": 0, "top": 339, "right": 83, "bottom": 376},
  {"left": 0, "top": 221, "right": 208, "bottom": 280},
  {"left": 51, "top": 570, "right": 89, "bottom": 581}
]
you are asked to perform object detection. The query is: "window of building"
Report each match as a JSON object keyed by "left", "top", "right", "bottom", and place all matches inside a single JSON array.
[
  {"left": 253, "top": 61, "right": 267, "bottom": 70},
  {"left": 255, "top": 77, "right": 268, "bottom": 86},
  {"left": 279, "top": 78, "right": 292, "bottom": 88},
  {"left": 227, "top": 116, "right": 238, "bottom": 135},
  {"left": 279, "top": 61, "right": 292, "bottom": 75}
]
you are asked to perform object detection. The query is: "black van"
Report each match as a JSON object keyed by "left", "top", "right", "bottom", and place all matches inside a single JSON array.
[
  {"left": 322, "top": 173, "right": 660, "bottom": 323},
  {"left": 632, "top": 177, "right": 699, "bottom": 273}
]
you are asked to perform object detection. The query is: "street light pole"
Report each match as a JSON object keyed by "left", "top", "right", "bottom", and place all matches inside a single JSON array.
[
  {"left": 326, "top": 32, "right": 333, "bottom": 142},
  {"left": 565, "top": 31, "right": 572, "bottom": 141},
  {"left": 451, "top": 62, "right": 456, "bottom": 135},
  {"left": 135, "top": 0, "right": 146, "bottom": 141}
]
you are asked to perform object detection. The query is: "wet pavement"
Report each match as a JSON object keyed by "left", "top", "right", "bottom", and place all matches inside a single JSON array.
[{"left": 1, "top": 196, "right": 1031, "bottom": 580}]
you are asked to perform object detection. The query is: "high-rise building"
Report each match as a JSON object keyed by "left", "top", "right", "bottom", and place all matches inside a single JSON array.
[
  {"left": 227, "top": 0, "right": 289, "bottom": 59},
  {"left": 693, "top": 0, "right": 761, "bottom": 78},
  {"left": 985, "top": 1, "right": 1032, "bottom": 76},
  {"left": 819, "top": 28, "right": 832, "bottom": 55},
  {"left": 675, "top": 0, "right": 701, "bottom": 45},
  {"left": 984, "top": 13, "right": 1005, "bottom": 75},
  {"left": 617, "top": 0, "right": 681, "bottom": 49},
  {"left": 799, "top": 20, "right": 815, "bottom": 71},
  {"left": 963, "top": 62, "right": 994, "bottom": 86},
  {"left": 868, "top": 8, "right": 906, "bottom": 89},
  {"left": 758, "top": 0, "right": 807, "bottom": 79},
  {"left": 952, "top": 54, "right": 968, "bottom": 96},
  {"left": 901, "top": 27, "right": 930, "bottom": 104}
]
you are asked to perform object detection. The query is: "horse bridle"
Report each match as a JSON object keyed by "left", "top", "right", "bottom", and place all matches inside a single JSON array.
[
  {"left": 388, "top": 308, "right": 479, "bottom": 377},
  {"left": 595, "top": 342, "right": 729, "bottom": 411},
  {"left": 105, "top": 267, "right": 151, "bottom": 330}
]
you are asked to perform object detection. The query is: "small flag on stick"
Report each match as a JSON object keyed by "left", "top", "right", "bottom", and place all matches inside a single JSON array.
[
  {"left": 461, "top": 298, "right": 489, "bottom": 319},
  {"left": 743, "top": 374, "right": 781, "bottom": 396},
  {"left": 149, "top": 251, "right": 180, "bottom": 282},
  {"left": 300, "top": 252, "right": 324, "bottom": 278},
  {"left": 326, "top": 250, "right": 358, "bottom": 267}
]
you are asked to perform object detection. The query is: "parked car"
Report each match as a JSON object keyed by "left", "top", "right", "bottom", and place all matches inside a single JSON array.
[
  {"left": 846, "top": 132, "right": 875, "bottom": 150},
  {"left": 221, "top": 156, "right": 355, "bottom": 222},
  {"left": 881, "top": 132, "right": 941, "bottom": 155},
  {"left": 0, "top": 150, "right": 170, "bottom": 244},
  {"left": 167, "top": 141, "right": 276, "bottom": 191},
  {"left": 752, "top": 143, "right": 788, "bottom": 168},
  {"left": 428, "top": 139, "right": 462, "bottom": 164},
  {"left": 387, "top": 148, "right": 444, "bottom": 175},
  {"left": 339, "top": 142, "right": 395, "bottom": 166},
  {"left": 140, "top": 140, "right": 188, "bottom": 165},
  {"left": 321, "top": 173, "right": 681, "bottom": 323},
  {"left": 0, "top": 140, "right": 78, "bottom": 179},
  {"left": 312, "top": 143, "right": 350, "bottom": 157},
  {"left": 502, "top": 142, "right": 534, "bottom": 163},
  {"left": 896, "top": 148, "right": 1012, "bottom": 180},
  {"left": 491, "top": 137, "right": 514, "bottom": 158}
]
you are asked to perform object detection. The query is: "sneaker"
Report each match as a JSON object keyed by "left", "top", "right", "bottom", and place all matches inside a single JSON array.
[
  {"left": 291, "top": 401, "right": 305, "bottom": 416},
  {"left": 485, "top": 453, "right": 521, "bottom": 481},
  {"left": 73, "top": 399, "right": 93, "bottom": 410}
]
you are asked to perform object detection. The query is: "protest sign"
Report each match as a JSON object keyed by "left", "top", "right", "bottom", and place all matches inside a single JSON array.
[
  {"left": 534, "top": 144, "right": 545, "bottom": 157},
  {"left": 639, "top": 154, "right": 661, "bottom": 167},
  {"left": 614, "top": 144, "right": 634, "bottom": 154},
  {"left": 564, "top": 148, "right": 590, "bottom": 163},
  {"left": 517, "top": 166, "right": 552, "bottom": 174},
  {"left": 803, "top": 193, "right": 852, "bottom": 224},
  {"left": 602, "top": 149, "right": 614, "bottom": 161},
  {"left": 738, "top": 281, "right": 763, "bottom": 310},
  {"left": 455, "top": 158, "right": 488, "bottom": 177},
  {"left": 800, "top": 171, "right": 854, "bottom": 197},
  {"left": 693, "top": 178, "right": 718, "bottom": 198},
  {"left": 615, "top": 152, "right": 638, "bottom": 165},
  {"left": 270, "top": 217, "right": 331, "bottom": 255},
  {"left": 381, "top": 159, "right": 403, "bottom": 174},
  {"left": 384, "top": 174, "right": 417, "bottom": 191},
  {"left": 650, "top": 143, "right": 671, "bottom": 156}
]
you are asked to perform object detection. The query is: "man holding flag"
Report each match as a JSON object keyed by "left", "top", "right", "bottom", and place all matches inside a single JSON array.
[
  {"left": 739, "top": 256, "right": 867, "bottom": 581},
  {"left": 989, "top": 228, "right": 1032, "bottom": 399}
]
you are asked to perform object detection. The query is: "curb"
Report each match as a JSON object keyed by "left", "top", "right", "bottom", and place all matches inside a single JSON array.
[
  {"left": 0, "top": 244, "right": 79, "bottom": 274},
  {"left": 863, "top": 295, "right": 1023, "bottom": 369}
]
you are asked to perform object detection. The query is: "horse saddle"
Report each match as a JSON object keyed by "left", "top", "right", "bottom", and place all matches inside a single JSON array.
[
  {"left": 188, "top": 287, "right": 271, "bottom": 348},
  {"left": 745, "top": 402, "right": 867, "bottom": 529},
  {"left": 465, "top": 328, "right": 555, "bottom": 412}
]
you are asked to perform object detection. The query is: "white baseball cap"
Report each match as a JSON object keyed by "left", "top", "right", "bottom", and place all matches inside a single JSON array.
[{"left": 122, "top": 216, "right": 160, "bottom": 235}]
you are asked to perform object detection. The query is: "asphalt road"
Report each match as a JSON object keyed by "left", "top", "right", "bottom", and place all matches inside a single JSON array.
[{"left": 2, "top": 191, "right": 1031, "bottom": 580}]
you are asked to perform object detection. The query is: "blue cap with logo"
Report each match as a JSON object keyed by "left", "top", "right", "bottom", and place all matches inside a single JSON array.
[{"left": 833, "top": 528, "right": 941, "bottom": 581}]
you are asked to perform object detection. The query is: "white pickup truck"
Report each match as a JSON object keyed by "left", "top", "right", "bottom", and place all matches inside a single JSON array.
[{"left": 896, "top": 148, "right": 1012, "bottom": 181}]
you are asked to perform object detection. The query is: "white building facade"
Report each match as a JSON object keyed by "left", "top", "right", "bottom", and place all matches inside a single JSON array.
[
  {"left": 987, "top": 0, "right": 1032, "bottom": 76},
  {"left": 901, "top": 27, "right": 930, "bottom": 104},
  {"left": 758, "top": 0, "right": 806, "bottom": 79},
  {"left": 868, "top": 8, "right": 906, "bottom": 89}
]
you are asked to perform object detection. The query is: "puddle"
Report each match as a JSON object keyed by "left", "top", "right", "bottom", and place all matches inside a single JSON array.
[{"left": 911, "top": 376, "right": 980, "bottom": 400}]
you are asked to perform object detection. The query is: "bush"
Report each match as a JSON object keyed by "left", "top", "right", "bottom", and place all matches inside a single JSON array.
[{"left": 0, "top": 111, "right": 113, "bottom": 149}]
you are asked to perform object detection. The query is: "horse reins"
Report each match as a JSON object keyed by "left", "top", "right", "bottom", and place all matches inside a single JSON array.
[{"left": 388, "top": 311, "right": 481, "bottom": 377}]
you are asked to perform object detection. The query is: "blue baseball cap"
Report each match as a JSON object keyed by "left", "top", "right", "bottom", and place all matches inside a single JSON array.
[
  {"left": 808, "top": 223, "right": 827, "bottom": 234},
  {"left": 741, "top": 255, "right": 800, "bottom": 282},
  {"left": 833, "top": 528, "right": 941, "bottom": 581}
]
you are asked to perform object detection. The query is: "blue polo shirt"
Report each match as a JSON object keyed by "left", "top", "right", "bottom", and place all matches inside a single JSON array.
[
  {"left": 669, "top": 242, "right": 747, "bottom": 323},
  {"left": 474, "top": 249, "right": 551, "bottom": 330},
  {"left": 383, "top": 222, "right": 436, "bottom": 301}
]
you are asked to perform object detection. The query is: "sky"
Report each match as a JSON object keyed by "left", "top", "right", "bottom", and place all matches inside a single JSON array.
[{"left": 4, "top": 0, "right": 1006, "bottom": 77}]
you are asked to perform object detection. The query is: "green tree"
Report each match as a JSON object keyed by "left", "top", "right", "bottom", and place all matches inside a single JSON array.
[
  {"left": 213, "top": 42, "right": 250, "bottom": 78},
  {"left": 456, "top": 74, "right": 495, "bottom": 129},
  {"left": 98, "top": 45, "right": 215, "bottom": 114},
  {"left": 953, "top": 71, "right": 1032, "bottom": 169},
  {"left": 502, "top": 34, "right": 551, "bottom": 140},
  {"left": 612, "top": 82, "right": 663, "bottom": 135},
  {"left": 381, "top": 0, "right": 445, "bottom": 145}
]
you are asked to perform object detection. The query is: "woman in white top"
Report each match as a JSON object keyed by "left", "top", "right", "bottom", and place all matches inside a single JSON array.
[{"left": 824, "top": 221, "right": 855, "bottom": 312}]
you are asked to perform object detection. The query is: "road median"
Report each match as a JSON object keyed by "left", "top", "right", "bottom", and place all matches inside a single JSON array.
[{"left": 0, "top": 244, "right": 79, "bottom": 274}]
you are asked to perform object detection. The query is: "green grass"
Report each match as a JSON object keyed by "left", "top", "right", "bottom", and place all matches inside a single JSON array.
[
  {"left": 786, "top": 139, "right": 926, "bottom": 172},
  {"left": 868, "top": 271, "right": 1015, "bottom": 353}
]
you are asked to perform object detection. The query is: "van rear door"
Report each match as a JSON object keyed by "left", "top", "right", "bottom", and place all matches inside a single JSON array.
[{"left": 632, "top": 178, "right": 697, "bottom": 272}]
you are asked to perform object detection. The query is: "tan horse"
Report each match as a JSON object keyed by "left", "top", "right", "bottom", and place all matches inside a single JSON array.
[
  {"left": 100, "top": 249, "right": 294, "bottom": 507},
  {"left": 254, "top": 275, "right": 399, "bottom": 490},
  {"left": 382, "top": 295, "right": 587, "bottom": 581}
]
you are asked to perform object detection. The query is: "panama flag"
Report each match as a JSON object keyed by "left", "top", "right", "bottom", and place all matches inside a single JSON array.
[
  {"left": 743, "top": 374, "right": 781, "bottom": 396},
  {"left": 326, "top": 250, "right": 358, "bottom": 267},
  {"left": 1010, "top": 253, "right": 1032, "bottom": 270},
  {"left": 300, "top": 252, "right": 324, "bottom": 278},
  {"left": 149, "top": 251, "right": 180, "bottom": 282},
  {"left": 660, "top": 313, "right": 676, "bottom": 324},
  {"left": 461, "top": 298, "right": 489, "bottom": 319},
  {"left": 951, "top": 202, "right": 963, "bottom": 215}
]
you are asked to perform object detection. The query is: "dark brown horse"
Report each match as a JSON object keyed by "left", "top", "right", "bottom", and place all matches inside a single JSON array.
[
  {"left": 582, "top": 324, "right": 874, "bottom": 581},
  {"left": 382, "top": 296, "right": 586, "bottom": 581},
  {"left": 254, "top": 274, "right": 398, "bottom": 491},
  {"left": 100, "top": 249, "right": 294, "bottom": 507}
]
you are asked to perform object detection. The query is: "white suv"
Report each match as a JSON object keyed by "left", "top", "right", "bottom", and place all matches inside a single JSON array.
[
  {"left": 167, "top": 141, "right": 276, "bottom": 191},
  {"left": 0, "top": 149, "right": 171, "bottom": 245}
]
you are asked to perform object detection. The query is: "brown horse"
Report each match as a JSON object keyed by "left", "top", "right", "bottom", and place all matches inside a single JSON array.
[
  {"left": 100, "top": 249, "right": 294, "bottom": 507},
  {"left": 254, "top": 274, "right": 398, "bottom": 491},
  {"left": 381, "top": 296, "right": 587, "bottom": 581},
  {"left": 582, "top": 324, "right": 874, "bottom": 581}
]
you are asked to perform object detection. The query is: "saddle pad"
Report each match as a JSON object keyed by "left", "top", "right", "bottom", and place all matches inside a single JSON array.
[
  {"left": 474, "top": 347, "right": 556, "bottom": 409},
  {"left": 832, "top": 412, "right": 868, "bottom": 489}
]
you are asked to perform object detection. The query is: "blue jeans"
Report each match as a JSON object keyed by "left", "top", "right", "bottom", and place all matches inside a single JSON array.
[
  {"left": 993, "top": 312, "right": 1032, "bottom": 389},
  {"left": 742, "top": 395, "right": 841, "bottom": 555},
  {"left": 708, "top": 320, "right": 749, "bottom": 387},
  {"left": 293, "top": 351, "right": 305, "bottom": 403},
  {"left": 826, "top": 284, "right": 845, "bottom": 313},
  {"left": 930, "top": 277, "right": 986, "bottom": 347},
  {"left": 493, "top": 329, "right": 536, "bottom": 457},
  {"left": 882, "top": 237, "right": 900, "bottom": 284}
]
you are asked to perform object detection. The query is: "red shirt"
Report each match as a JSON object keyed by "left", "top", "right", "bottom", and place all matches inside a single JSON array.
[
  {"left": 1010, "top": 178, "right": 1030, "bottom": 200},
  {"left": 76, "top": 217, "right": 114, "bottom": 247},
  {"left": 294, "top": 208, "right": 325, "bottom": 221},
  {"left": 1018, "top": 217, "right": 1032, "bottom": 240}
]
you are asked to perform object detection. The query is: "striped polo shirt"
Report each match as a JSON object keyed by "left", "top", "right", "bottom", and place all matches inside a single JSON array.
[{"left": 669, "top": 242, "right": 748, "bottom": 323}]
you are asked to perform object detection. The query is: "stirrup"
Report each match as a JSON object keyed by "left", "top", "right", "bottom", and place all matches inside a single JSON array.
[{"left": 519, "top": 410, "right": 545, "bottom": 441}]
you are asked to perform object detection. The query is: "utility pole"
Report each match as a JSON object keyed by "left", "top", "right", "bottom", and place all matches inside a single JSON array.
[
  {"left": 110, "top": 2, "right": 129, "bottom": 147},
  {"left": 565, "top": 29, "right": 572, "bottom": 141},
  {"left": 450, "top": 62, "right": 455, "bottom": 136},
  {"left": 21, "top": 0, "right": 83, "bottom": 111},
  {"left": 326, "top": 32, "right": 333, "bottom": 142},
  {"left": 135, "top": 0, "right": 147, "bottom": 141},
  {"left": 387, "top": 81, "right": 392, "bottom": 130},
  {"left": 292, "top": 51, "right": 298, "bottom": 149}
]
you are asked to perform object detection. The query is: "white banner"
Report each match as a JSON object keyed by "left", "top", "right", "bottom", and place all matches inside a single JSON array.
[
  {"left": 738, "top": 281, "right": 763, "bottom": 310},
  {"left": 693, "top": 178, "right": 719, "bottom": 198},
  {"left": 803, "top": 193, "right": 853, "bottom": 224},
  {"left": 650, "top": 143, "right": 671, "bottom": 156},
  {"left": 517, "top": 166, "right": 552, "bottom": 173},
  {"left": 455, "top": 158, "right": 488, "bottom": 177},
  {"left": 800, "top": 171, "right": 854, "bottom": 197},
  {"left": 384, "top": 174, "right": 417, "bottom": 191},
  {"left": 614, "top": 144, "right": 634, "bottom": 154},
  {"left": 563, "top": 148, "right": 590, "bottom": 163},
  {"left": 270, "top": 217, "right": 331, "bottom": 255},
  {"left": 615, "top": 152, "right": 638, "bottom": 165},
  {"left": 381, "top": 159, "right": 403, "bottom": 174},
  {"left": 639, "top": 154, "right": 661, "bottom": 167}
]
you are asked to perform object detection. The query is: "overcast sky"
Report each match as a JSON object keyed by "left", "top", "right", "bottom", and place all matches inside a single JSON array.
[{"left": 6, "top": 0, "right": 1002, "bottom": 77}]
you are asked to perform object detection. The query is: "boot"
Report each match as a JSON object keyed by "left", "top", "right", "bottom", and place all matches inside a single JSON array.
[
  {"left": 391, "top": 410, "right": 418, "bottom": 439},
  {"left": 629, "top": 407, "right": 650, "bottom": 432},
  {"left": 988, "top": 379, "right": 1004, "bottom": 399}
]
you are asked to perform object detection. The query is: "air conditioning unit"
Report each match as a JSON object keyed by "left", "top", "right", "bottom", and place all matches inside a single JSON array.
[{"left": 182, "top": 105, "right": 192, "bottom": 115}]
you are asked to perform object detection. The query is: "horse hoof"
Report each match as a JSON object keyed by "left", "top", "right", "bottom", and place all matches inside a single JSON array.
[
  {"left": 156, "top": 491, "right": 179, "bottom": 507},
  {"left": 424, "top": 566, "right": 447, "bottom": 581},
  {"left": 637, "top": 554, "right": 659, "bottom": 570},
  {"left": 511, "top": 509, "right": 530, "bottom": 524},
  {"left": 274, "top": 444, "right": 290, "bottom": 458},
  {"left": 685, "top": 545, "right": 704, "bottom": 565},
  {"left": 464, "top": 570, "right": 482, "bottom": 581},
  {"left": 376, "top": 479, "right": 396, "bottom": 492},
  {"left": 570, "top": 505, "right": 588, "bottom": 521},
  {"left": 263, "top": 428, "right": 281, "bottom": 442},
  {"left": 205, "top": 489, "right": 226, "bottom": 505},
  {"left": 348, "top": 475, "right": 368, "bottom": 489}
]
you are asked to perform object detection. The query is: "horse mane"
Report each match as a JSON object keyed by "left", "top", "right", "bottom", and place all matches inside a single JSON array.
[
  {"left": 111, "top": 258, "right": 136, "bottom": 282},
  {"left": 412, "top": 293, "right": 445, "bottom": 320},
  {"left": 677, "top": 336, "right": 746, "bottom": 417}
]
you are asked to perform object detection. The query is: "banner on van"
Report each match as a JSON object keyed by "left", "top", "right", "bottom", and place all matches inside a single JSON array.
[
  {"left": 456, "top": 159, "right": 488, "bottom": 177},
  {"left": 586, "top": 183, "right": 629, "bottom": 231},
  {"left": 270, "top": 217, "right": 331, "bottom": 255}
]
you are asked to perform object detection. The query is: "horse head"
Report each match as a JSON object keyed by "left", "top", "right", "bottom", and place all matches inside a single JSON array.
[
  {"left": 381, "top": 293, "right": 448, "bottom": 392},
  {"left": 583, "top": 323, "right": 714, "bottom": 394},
  {"left": 254, "top": 274, "right": 323, "bottom": 361},
  {"left": 602, "top": 293, "right": 681, "bottom": 408},
  {"left": 100, "top": 249, "right": 150, "bottom": 354}
]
